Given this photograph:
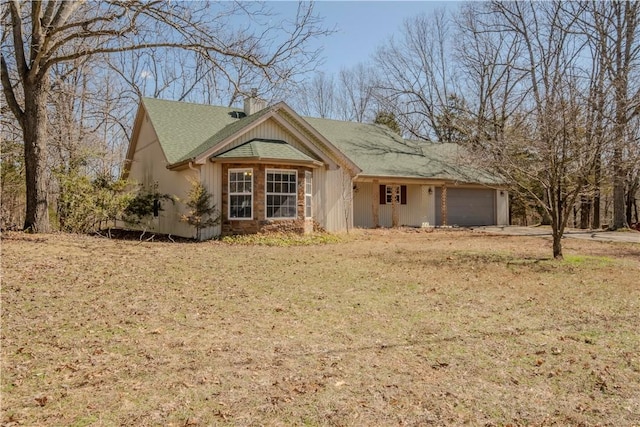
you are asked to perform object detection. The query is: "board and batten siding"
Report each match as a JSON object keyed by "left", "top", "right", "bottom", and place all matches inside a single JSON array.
[
  {"left": 353, "top": 183, "right": 434, "bottom": 228},
  {"left": 314, "top": 167, "right": 353, "bottom": 232},
  {"left": 497, "top": 190, "right": 509, "bottom": 226},
  {"left": 127, "top": 114, "right": 197, "bottom": 238},
  {"left": 213, "top": 119, "right": 319, "bottom": 161},
  {"left": 199, "top": 161, "right": 223, "bottom": 239}
]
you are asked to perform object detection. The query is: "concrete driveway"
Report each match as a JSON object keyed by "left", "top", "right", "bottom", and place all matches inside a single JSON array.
[{"left": 473, "top": 226, "right": 640, "bottom": 244}]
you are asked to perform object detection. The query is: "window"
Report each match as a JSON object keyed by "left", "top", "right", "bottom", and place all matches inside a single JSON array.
[
  {"left": 305, "top": 171, "right": 312, "bottom": 218},
  {"left": 266, "top": 169, "right": 297, "bottom": 219},
  {"left": 386, "top": 185, "right": 400, "bottom": 204},
  {"left": 379, "top": 184, "right": 407, "bottom": 205},
  {"left": 229, "top": 169, "right": 253, "bottom": 219}
]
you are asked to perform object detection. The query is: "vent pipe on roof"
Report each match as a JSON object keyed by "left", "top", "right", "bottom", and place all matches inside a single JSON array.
[{"left": 243, "top": 88, "right": 266, "bottom": 116}]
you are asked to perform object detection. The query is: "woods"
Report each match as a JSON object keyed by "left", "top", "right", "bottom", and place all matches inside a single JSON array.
[{"left": 1, "top": 1, "right": 638, "bottom": 257}]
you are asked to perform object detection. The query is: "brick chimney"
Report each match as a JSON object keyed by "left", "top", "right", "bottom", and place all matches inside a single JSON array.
[{"left": 244, "top": 88, "right": 266, "bottom": 116}]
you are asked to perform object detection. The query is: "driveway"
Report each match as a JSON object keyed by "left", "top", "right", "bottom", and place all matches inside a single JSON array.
[{"left": 473, "top": 226, "right": 640, "bottom": 244}]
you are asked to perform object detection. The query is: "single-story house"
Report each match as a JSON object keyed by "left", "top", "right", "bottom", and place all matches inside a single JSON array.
[{"left": 123, "top": 95, "right": 509, "bottom": 239}]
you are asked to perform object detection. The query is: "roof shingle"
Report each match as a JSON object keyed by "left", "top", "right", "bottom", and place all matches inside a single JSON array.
[{"left": 140, "top": 97, "right": 502, "bottom": 184}]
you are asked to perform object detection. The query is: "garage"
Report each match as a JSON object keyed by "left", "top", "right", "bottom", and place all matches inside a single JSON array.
[{"left": 435, "top": 187, "right": 496, "bottom": 226}]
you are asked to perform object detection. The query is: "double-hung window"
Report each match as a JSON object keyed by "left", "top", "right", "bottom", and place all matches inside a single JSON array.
[
  {"left": 228, "top": 169, "right": 253, "bottom": 219},
  {"left": 386, "top": 185, "right": 401, "bottom": 204},
  {"left": 266, "top": 169, "right": 297, "bottom": 219},
  {"left": 305, "top": 171, "right": 312, "bottom": 218},
  {"left": 380, "top": 184, "right": 407, "bottom": 205}
]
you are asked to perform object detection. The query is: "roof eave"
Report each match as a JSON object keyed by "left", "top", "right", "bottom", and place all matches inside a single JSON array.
[
  {"left": 355, "top": 173, "right": 507, "bottom": 187},
  {"left": 166, "top": 158, "right": 206, "bottom": 171},
  {"left": 121, "top": 102, "right": 147, "bottom": 179},
  {"left": 211, "top": 157, "right": 324, "bottom": 168}
]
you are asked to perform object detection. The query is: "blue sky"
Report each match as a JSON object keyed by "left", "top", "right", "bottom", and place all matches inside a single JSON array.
[{"left": 270, "top": 1, "right": 460, "bottom": 75}]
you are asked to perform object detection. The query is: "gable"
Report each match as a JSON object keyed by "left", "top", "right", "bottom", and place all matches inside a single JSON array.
[
  {"left": 202, "top": 114, "right": 330, "bottom": 168},
  {"left": 213, "top": 138, "right": 323, "bottom": 168}
]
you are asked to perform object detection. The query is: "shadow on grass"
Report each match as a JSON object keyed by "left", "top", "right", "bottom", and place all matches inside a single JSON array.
[{"left": 95, "top": 228, "right": 197, "bottom": 243}]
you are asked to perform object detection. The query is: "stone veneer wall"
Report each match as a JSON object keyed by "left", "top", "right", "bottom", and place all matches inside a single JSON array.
[{"left": 221, "top": 163, "right": 314, "bottom": 235}]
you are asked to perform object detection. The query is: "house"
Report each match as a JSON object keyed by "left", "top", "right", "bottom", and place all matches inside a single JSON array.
[{"left": 123, "top": 95, "right": 509, "bottom": 239}]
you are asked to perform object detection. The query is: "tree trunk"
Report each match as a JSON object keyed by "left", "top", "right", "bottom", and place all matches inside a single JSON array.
[
  {"left": 22, "top": 77, "right": 51, "bottom": 232},
  {"left": 627, "top": 178, "right": 639, "bottom": 225},
  {"left": 612, "top": 144, "right": 627, "bottom": 230},
  {"left": 391, "top": 185, "right": 399, "bottom": 228},
  {"left": 592, "top": 156, "right": 601, "bottom": 229},
  {"left": 552, "top": 231, "right": 563, "bottom": 259},
  {"left": 580, "top": 195, "right": 590, "bottom": 229}
]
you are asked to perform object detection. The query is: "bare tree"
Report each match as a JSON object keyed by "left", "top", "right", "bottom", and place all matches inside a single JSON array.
[
  {"left": 374, "top": 10, "right": 459, "bottom": 142},
  {"left": 294, "top": 71, "right": 336, "bottom": 118},
  {"left": 337, "top": 63, "right": 376, "bottom": 122},
  {"left": 1, "top": 1, "right": 330, "bottom": 232},
  {"left": 454, "top": 3, "right": 528, "bottom": 147},
  {"left": 466, "top": 1, "right": 603, "bottom": 259},
  {"left": 586, "top": 1, "right": 640, "bottom": 229}
]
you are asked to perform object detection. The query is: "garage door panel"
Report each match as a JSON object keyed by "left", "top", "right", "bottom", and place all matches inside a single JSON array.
[{"left": 435, "top": 188, "right": 496, "bottom": 226}]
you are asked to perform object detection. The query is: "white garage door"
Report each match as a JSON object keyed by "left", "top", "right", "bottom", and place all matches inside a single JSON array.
[{"left": 435, "top": 187, "right": 496, "bottom": 226}]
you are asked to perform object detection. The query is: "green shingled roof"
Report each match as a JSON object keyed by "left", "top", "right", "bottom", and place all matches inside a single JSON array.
[
  {"left": 304, "top": 117, "right": 502, "bottom": 185},
  {"left": 142, "top": 97, "right": 242, "bottom": 164},
  {"left": 140, "top": 97, "right": 502, "bottom": 184},
  {"left": 215, "top": 139, "right": 318, "bottom": 163}
]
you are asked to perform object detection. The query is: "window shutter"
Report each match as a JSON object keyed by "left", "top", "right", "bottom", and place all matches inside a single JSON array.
[
  {"left": 379, "top": 185, "right": 386, "bottom": 204},
  {"left": 401, "top": 185, "right": 407, "bottom": 205}
]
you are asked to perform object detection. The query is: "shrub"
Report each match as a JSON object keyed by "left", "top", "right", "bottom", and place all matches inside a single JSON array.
[{"left": 180, "top": 178, "right": 220, "bottom": 240}]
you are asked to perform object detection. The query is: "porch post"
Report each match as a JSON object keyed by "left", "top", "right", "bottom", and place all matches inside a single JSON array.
[
  {"left": 441, "top": 184, "right": 447, "bottom": 226},
  {"left": 391, "top": 184, "right": 399, "bottom": 228},
  {"left": 372, "top": 179, "right": 379, "bottom": 228}
]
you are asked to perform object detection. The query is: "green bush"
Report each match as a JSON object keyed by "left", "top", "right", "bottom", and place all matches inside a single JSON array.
[{"left": 57, "top": 173, "right": 133, "bottom": 233}]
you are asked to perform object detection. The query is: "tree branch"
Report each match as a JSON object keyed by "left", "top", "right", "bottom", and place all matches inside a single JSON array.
[{"left": 0, "top": 51, "right": 25, "bottom": 126}]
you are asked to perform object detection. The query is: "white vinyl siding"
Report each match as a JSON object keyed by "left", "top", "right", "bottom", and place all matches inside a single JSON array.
[
  {"left": 229, "top": 168, "right": 253, "bottom": 219},
  {"left": 266, "top": 169, "right": 297, "bottom": 219}
]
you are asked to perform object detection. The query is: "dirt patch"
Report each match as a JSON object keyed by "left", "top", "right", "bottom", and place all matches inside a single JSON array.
[{"left": 2, "top": 229, "right": 639, "bottom": 426}]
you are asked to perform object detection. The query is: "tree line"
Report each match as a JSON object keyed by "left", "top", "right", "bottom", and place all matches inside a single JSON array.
[{"left": 2, "top": 1, "right": 638, "bottom": 258}]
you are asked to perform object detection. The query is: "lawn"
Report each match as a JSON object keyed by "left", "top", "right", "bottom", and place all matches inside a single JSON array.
[{"left": 2, "top": 229, "right": 639, "bottom": 426}]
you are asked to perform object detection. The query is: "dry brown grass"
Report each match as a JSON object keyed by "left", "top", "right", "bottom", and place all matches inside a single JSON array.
[{"left": 2, "top": 229, "right": 639, "bottom": 427}]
